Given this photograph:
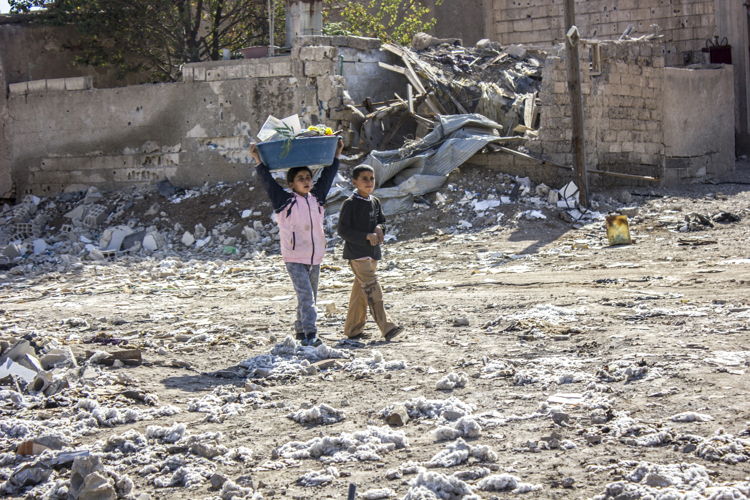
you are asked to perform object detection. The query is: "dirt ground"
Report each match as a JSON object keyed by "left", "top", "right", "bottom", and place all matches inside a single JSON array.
[{"left": 1, "top": 162, "right": 750, "bottom": 499}]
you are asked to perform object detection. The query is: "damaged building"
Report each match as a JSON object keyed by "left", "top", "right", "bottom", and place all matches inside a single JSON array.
[{"left": 0, "top": 0, "right": 743, "bottom": 201}]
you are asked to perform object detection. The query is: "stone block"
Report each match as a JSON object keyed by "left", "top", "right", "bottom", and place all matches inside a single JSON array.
[
  {"left": 27, "top": 80, "right": 47, "bottom": 93},
  {"left": 299, "top": 46, "right": 335, "bottom": 61},
  {"left": 65, "top": 77, "right": 93, "bottom": 91},
  {"left": 205, "top": 68, "right": 225, "bottom": 81},
  {"left": 304, "top": 61, "right": 331, "bottom": 77},
  {"left": 182, "top": 66, "right": 194, "bottom": 82},
  {"left": 252, "top": 63, "right": 271, "bottom": 78},
  {"left": 46, "top": 78, "right": 66, "bottom": 91},
  {"left": 269, "top": 60, "right": 293, "bottom": 76},
  {"left": 224, "top": 65, "right": 244, "bottom": 80},
  {"left": 193, "top": 66, "right": 206, "bottom": 81},
  {"left": 8, "top": 82, "right": 28, "bottom": 95}
]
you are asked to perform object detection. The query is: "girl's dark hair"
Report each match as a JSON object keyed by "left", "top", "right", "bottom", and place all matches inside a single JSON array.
[
  {"left": 351, "top": 164, "right": 374, "bottom": 179},
  {"left": 286, "top": 166, "right": 313, "bottom": 184}
]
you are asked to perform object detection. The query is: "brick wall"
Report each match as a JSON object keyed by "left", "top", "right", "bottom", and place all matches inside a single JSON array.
[
  {"left": 487, "top": 0, "right": 717, "bottom": 66},
  {"left": 528, "top": 38, "right": 734, "bottom": 185}
]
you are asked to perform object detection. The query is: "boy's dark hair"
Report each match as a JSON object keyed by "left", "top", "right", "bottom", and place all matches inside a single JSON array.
[
  {"left": 286, "top": 166, "right": 313, "bottom": 184},
  {"left": 351, "top": 164, "right": 374, "bottom": 180}
]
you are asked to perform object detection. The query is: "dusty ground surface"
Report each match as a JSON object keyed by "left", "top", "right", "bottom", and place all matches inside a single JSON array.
[{"left": 1, "top": 162, "right": 750, "bottom": 499}]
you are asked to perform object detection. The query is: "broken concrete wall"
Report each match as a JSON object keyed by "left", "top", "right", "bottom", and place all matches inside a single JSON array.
[
  {"left": 486, "top": 0, "right": 717, "bottom": 65},
  {"left": 0, "top": 21, "right": 148, "bottom": 88},
  {"left": 530, "top": 39, "right": 734, "bottom": 185},
  {"left": 662, "top": 64, "right": 734, "bottom": 183},
  {"left": 296, "top": 35, "right": 401, "bottom": 103},
  {"left": 8, "top": 43, "right": 345, "bottom": 196}
]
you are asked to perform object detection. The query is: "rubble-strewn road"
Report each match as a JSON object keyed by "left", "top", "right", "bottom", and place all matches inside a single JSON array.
[{"left": 1, "top": 167, "right": 750, "bottom": 499}]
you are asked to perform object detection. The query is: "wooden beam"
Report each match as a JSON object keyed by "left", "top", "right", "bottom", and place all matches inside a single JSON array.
[
  {"left": 497, "top": 146, "right": 574, "bottom": 170},
  {"left": 378, "top": 61, "right": 407, "bottom": 75},
  {"left": 382, "top": 43, "right": 444, "bottom": 115},
  {"left": 588, "top": 169, "right": 660, "bottom": 182}
]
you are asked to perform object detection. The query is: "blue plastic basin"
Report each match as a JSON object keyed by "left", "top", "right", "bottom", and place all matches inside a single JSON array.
[{"left": 257, "top": 136, "right": 338, "bottom": 170}]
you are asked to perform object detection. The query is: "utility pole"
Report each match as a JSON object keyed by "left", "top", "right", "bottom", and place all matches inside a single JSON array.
[
  {"left": 563, "top": 0, "right": 589, "bottom": 208},
  {"left": 268, "top": 0, "right": 275, "bottom": 56}
]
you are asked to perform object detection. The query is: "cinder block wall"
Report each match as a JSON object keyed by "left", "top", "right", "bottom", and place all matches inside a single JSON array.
[
  {"left": 7, "top": 45, "right": 347, "bottom": 196},
  {"left": 529, "top": 39, "right": 734, "bottom": 185},
  {"left": 487, "top": 0, "right": 717, "bottom": 66}
]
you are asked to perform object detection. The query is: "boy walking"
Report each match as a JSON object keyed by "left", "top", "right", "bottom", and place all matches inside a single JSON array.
[
  {"left": 250, "top": 139, "right": 342, "bottom": 346},
  {"left": 337, "top": 165, "right": 403, "bottom": 341}
]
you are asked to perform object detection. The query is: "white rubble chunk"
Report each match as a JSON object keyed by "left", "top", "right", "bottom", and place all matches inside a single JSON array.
[
  {"left": 435, "top": 372, "right": 467, "bottom": 390},
  {"left": 403, "top": 469, "right": 479, "bottom": 500},
  {"left": 288, "top": 404, "right": 345, "bottom": 425},
  {"left": 297, "top": 466, "right": 339, "bottom": 486},
  {"left": 477, "top": 473, "right": 541, "bottom": 493},
  {"left": 426, "top": 438, "right": 497, "bottom": 468},
  {"left": 276, "top": 426, "right": 407, "bottom": 462}
]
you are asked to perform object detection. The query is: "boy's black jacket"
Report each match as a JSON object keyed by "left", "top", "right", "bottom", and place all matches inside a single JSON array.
[{"left": 337, "top": 194, "right": 386, "bottom": 260}]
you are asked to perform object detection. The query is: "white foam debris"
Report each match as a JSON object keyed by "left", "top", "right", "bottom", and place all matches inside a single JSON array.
[
  {"left": 479, "top": 359, "right": 514, "bottom": 379},
  {"left": 297, "top": 466, "right": 339, "bottom": 486},
  {"left": 239, "top": 336, "right": 349, "bottom": 379},
  {"left": 146, "top": 422, "right": 186, "bottom": 443},
  {"left": 153, "top": 463, "right": 215, "bottom": 488},
  {"left": 186, "top": 386, "right": 273, "bottom": 423},
  {"left": 402, "top": 469, "right": 480, "bottom": 500},
  {"left": 381, "top": 397, "right": 475, "bottom": 423},
  {"left": 695, "top": 432, "right": 750, "bottom": 464},
  {"left": 435, "top": 372, "right": 467, "bottom": 390},
  {"left": 426, "top": 438, "right": 497, "bottom": 468},
  {"left": 453, "top": 468, "right": 491, "bottom": 481},
  {"left": 103, "top": 429, "right": 148, "bottom": 453},
  {"left": 385, "top": 461, "right": 421, "bottom": 479},
  {"left": 704, "top": 351, "right": 750, "bottom": 367},
  {"left": 622, "top": 431, "right": 674, "bottom": 447},
  {"left": 288, "top": 404, "right": 344, "bottom": 425},
  {"left": 360, "top": 487, "right": 395, "bottom": 499},
  {"left": 433, "top": 416, "right": 482, "bottom": 441},
  {"left": 508, "top": 304, "right": 583, "bottom": 324},
  {"left": 593, "top": 461, "right": 750, "bottom": 499},
  {"left": 670, "top": 412, "right": 714, "bottom": 423},
  {"left": 597, "top": 359, "right": 662, "bottom": 383},
  {"left": 219, "top": 478, "right": 261, "bottom": 499},
  {"left": 75, "top": 398, "right": 140, "bottom": 427},
  {"left": 276, "top": 426, "right": 408, "bottom": 462},
  {"left": 342, "top": 349, "right": 407, "bottom": 374},
  {"left": 477, "top": 473, "right": 541, "bottom": 493}
]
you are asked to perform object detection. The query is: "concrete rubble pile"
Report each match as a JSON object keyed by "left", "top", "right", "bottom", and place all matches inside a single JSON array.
[
  {"left": 343, "top": 35, "right": 544, "bottom": 156},
  {"left": 0, "top": 181, "right": 286, "bottom": 272},
  {"left": 0, "top": 140, "right": 652, "bottom": 272}
]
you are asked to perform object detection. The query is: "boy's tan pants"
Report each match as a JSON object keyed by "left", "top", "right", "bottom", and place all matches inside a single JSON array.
[{"left": 344, "top": 258, "right": 397, "bottom": 338}]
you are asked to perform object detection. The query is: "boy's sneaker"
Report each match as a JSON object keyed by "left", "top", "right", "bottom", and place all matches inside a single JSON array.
[
  {"left": 295, "top": 331, "right": 305, "bottom": 342},
  {"left": 384, "top": 326, "right": 404, "bottom": 341},
  {"left": 304, "top": 333, "right": 322, "bottom": 347}
]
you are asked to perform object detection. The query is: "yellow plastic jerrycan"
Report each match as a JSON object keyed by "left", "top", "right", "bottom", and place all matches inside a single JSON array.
[{"left": 606, "top": 215, "right": 632, "bottom": 245}]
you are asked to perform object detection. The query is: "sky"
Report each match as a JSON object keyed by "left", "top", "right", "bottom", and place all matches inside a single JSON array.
[{"left": 0, "top": 1, "right": 10, "bottom": 14}]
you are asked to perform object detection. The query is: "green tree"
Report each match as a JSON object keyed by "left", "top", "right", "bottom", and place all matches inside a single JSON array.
[
  {"left": 9, "top": 0, "right": 281, "bottom": 82},
  {"left": 323, "top": 0, "right": 441, "bottom": 46}
]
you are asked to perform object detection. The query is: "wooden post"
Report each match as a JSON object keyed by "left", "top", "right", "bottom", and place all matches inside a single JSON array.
[{"left": 563, "top": 0, "right": 589, "bottom": 207}]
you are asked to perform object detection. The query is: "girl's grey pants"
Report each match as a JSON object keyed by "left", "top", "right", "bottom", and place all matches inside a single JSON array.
[{"left": 285, "top": 262, "right": 320, "bottom": 335}]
